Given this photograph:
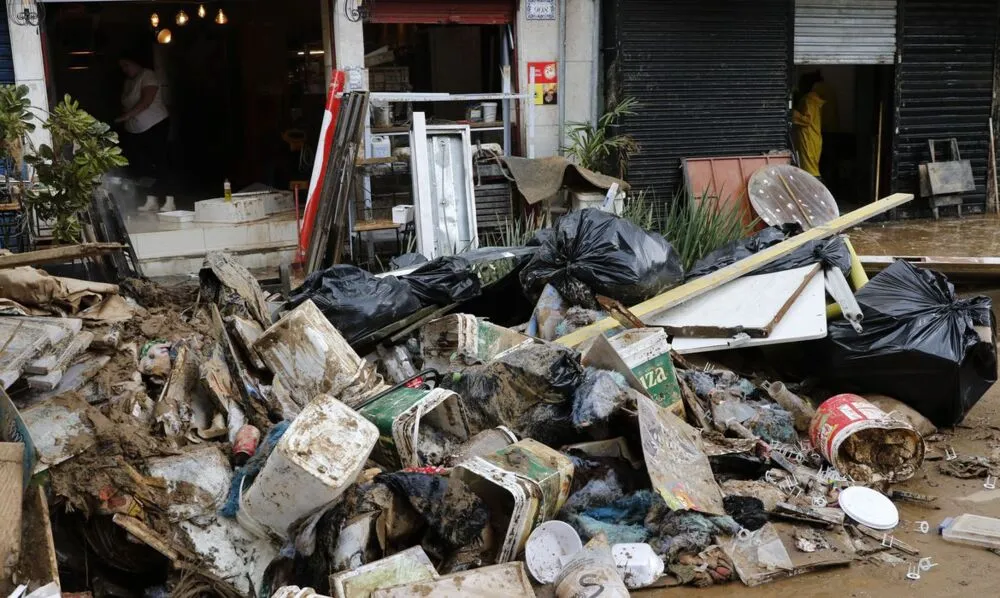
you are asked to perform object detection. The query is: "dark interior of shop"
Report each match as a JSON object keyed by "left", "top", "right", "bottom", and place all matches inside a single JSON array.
[
  {"left": 793, "top": 64, "right": 895, "bottom": 212},
  {"left": 44, "top": 0, "right": 325, "bottom": 205}
]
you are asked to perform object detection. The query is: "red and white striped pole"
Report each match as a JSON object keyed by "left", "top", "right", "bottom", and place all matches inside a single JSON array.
[{"left": 297, "top": 70, "right": 347, "bottom": 264}]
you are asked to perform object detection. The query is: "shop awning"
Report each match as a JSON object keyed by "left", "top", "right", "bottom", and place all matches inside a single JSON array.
[{"left": 366, "top": 0, "right": 516, "bottom": 25}]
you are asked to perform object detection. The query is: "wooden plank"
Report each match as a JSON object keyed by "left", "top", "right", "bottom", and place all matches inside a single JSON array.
[
  {"left": 112, "top": 514, "right": 198, "bottom": 564},
  {"left": 556, "top": 193, "right": 914, "bottom": 348},
  {"left": 26, "top": 331, "right": 94, "bottom": 377},
  {"left": 0, "top": 243, "right": 124, "bottom": 270},
  {"left": 17, "top": 485, "right": 58, "bottom": 589},
  {"left": 649, "top": 265, "right": 820, "bottom": 339}
]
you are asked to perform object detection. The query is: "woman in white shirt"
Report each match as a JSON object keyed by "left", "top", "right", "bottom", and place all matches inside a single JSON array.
[{"left": 116, "top": 54, "right": 171, "bottom": 211}]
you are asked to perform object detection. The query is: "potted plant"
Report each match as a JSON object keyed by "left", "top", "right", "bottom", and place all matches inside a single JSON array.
[{"left": 25, "top": 95, "right": 128, "bottom": 243}]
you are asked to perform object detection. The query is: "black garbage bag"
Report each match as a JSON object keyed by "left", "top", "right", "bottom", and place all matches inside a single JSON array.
[
  {"left": 520, "top": 209, "right": 684, "bottom": 307},
  {"left": 286, "top": 265, "right": 422, "bottom": 343},
  {"left": 402, "top": 256, "right": 482, "bottom": 305},
  {"left": 686, "top": 224, "right": 852, "bottom": 280},
  {"left": 390, "top": 252, "right": 428, "bottom": 270},
  {"left": 819, "top": 260, "right": 997, "bottom": 427}
]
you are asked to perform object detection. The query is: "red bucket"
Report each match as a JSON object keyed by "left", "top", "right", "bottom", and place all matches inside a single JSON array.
[{"left": 809, "top": 394, "right": 924, "bottom": 484}]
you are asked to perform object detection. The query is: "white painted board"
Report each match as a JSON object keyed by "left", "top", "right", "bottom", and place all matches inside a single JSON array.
[
  {"left": 649, "top": 265, "right": 819, "bottom": 334},
  {"left": 647, "top": 268, "right": 828, "bottom": 355}
]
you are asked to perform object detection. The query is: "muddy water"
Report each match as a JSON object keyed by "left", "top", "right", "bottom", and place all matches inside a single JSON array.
[{"left": 850, "top": 214, "right": 1000, "bottom": 258}]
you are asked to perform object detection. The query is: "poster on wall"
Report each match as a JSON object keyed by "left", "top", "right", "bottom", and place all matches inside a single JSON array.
[{"left": 529, "top": 61, "right": 558, "bottom": 106}]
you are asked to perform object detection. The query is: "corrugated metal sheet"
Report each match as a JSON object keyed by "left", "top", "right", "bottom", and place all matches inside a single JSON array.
[
  {"left": 612, "top": 0, "right": 792, "bottom": 207},
  {"left": 0, "top": 16, "right": 15, "bottom": 85},
  {"left": 891, "top": 0, "right": 998, "bottom": 213},
  {"left": 367, "top": 0, "right": 516, "bottom": 24},
  {"left": 795, "top": 0, "right": 897, "bottom": 65}
]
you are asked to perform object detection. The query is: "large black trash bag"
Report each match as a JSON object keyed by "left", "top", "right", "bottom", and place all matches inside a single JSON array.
[
  {"left": 520, "top": 209, "right": 684, "bottom": 307},
  {"left": 819, "top": 260, "right": 997, "bottom": 427},
  {"left": 390, "top": 252, "right": 428, "bottom": 270},
  {"left": 686, "top": 224, "right": 852, "bottom": 280},
  {"left": 402, "top": 256, "right": 482, "bottom": 305},
  {"left": 286, "top": 265, "right": 422, "bottom": 343}
]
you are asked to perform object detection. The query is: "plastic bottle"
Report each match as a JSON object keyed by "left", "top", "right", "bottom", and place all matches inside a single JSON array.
[{"left": 224, "top": 179, "right": 232, "bottom": 202}]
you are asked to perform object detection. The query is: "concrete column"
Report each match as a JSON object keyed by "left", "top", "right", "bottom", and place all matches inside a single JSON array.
[
  {"left": 517, "top": 0, "right": 596, "bottom": 157},
  {"left": 6, "top": 18, "right": 51, "bottom": 149},
  {"left": 332, "top": 0, "right": 367, "bottom": 90},
  {"left": 321, "top": 0, "right": 333, "bottom": 87}
]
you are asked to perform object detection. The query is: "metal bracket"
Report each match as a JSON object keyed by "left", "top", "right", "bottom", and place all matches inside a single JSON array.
[
  {"left": 907, "top": 563, "right": 921, "bottom": 580},
  {"left": 945, "top": 446, "right": 958, "bottom": 461},
  {"left": 916, "top": 521, "right": 930, "bottom": 534},
  {"left": 918, "top": 557, "right": 938, "bottom": 572},
  {"left": 986, "top": 475, "right": 997, "bottom": 490},
  {"left": 825, "top": 267, "right": 864, "bottom": 332}
]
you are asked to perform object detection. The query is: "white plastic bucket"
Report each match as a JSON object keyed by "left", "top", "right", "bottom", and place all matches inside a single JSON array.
[
  {"left": 482, "top": 102, "right": 498, "bottom": 123},
  {"left": 525, "top": 521, "right": 583, "bottom": 584},
  {"left": 239, "top": 394, "right": 379, "bottom": 540}
]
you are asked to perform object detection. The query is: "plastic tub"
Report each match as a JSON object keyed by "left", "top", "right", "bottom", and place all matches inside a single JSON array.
[
  {"left": 239, "top": 394, "right": 379, "bottom": 540},
  {"left": 482, "top": 102, "right": 498, "bottom": 123}
]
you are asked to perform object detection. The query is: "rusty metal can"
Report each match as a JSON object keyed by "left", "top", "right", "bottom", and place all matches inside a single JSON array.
[{"left": 233, "top": 424, "right": 261, "bottom": 465}]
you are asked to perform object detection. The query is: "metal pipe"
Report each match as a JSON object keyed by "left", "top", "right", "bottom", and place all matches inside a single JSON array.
[
  {"left": 591, "top": 0, "right": 600, "bottom": 126},
  {"left": 558, "top": 0, "right": 567, "bottom": 155}
]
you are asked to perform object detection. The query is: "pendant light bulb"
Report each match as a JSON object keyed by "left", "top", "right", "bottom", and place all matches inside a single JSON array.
[
  {"left": 176, "top": 10, "right": 189, "bottom": 26},
  {"left": 157, "top": 28, "right": 172, "bottom": 44},
  {"left": 215, "top": 8, "right": 228, "bottom": 25},
  {"left": 150, "top": 12, "right": 160, "bottom": 28},
  {"left": 198, "top": 4, "right": 207, "bottom": 18}
]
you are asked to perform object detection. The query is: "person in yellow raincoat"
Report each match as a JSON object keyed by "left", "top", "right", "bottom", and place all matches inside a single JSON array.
[{"left": 793, "top": 72, "right": 826, "bottom": 178}]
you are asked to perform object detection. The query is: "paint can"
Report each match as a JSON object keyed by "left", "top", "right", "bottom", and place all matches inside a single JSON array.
[
  {"left": 233, "top": 424, "right": 261, "bottom": 465},
  {"left": 809, "top": 393, "right": 924, "bottom": 484}
]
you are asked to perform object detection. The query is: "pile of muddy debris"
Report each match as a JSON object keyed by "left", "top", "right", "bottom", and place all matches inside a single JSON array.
[{"left": 2, "top": 204, "right": 1000, "bottom": 598}]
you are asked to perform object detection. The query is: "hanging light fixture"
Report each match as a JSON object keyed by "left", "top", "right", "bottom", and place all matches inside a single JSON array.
[
  {"left": 176, "top": 10, "right": 189, "bottom": 26},
  {"left": 150, "top": 12, "right": 160, "bottom": 28},
  {"left": 215, "top": 8, "right": 228, "bottom": 25},
  {"left": 197, "top": 4, "right": 207, "bottom": 18},
  {"left": 157, "top": 28, "right": 172, "bottom": 44}
]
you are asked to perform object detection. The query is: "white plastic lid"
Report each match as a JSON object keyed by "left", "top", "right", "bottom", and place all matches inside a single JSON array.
[{"left": 838, "top": 486, "right": 899, "bottom": 530}]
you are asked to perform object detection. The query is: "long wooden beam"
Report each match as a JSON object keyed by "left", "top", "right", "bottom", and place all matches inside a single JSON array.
[
  {"left": 557, "top": 193, "right": 914, "bottom": 348},
  {"left": 859, "top": 255, "right": 1000, "bottom": 281},
  {"left": 0, "top": 243, "right": 124, "bottom": 270}
]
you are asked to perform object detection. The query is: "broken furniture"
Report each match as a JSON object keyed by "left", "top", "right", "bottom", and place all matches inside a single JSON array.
[
  {"left": 919, "top": 138, "right": 975, "bottom": 220},
  {"left": 683, "top": 152, "right": 792, "bottom": 230}
]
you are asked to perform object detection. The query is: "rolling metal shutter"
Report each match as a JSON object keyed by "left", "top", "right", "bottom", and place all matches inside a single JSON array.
[
  {"left": 794, "top": 0, "right": 897, "bottom": 65},
  {"left": 0, "top": 16, "right": 14, "bottom": 84},
  {"left": 612, "top": 0, "right": 792, "bottom": 206},
  {"left": 367, "top": 0, "right": 516, "bottom": 24},
  {"left": 891, "top": 0, "right": 998, "bottom": 214}
]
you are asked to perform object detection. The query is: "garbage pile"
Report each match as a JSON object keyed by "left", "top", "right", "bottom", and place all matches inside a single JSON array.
[{"left": 2, "top": 205, "right": 1000, "bottom": 598}]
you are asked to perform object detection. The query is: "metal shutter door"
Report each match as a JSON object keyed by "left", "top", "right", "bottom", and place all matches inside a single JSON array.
[
  {"left": 367, "top": 0, "right": 516, "bottom": 25},
  {"left": 0, "top": 16, "right": 14, "bottom": 84},
  {"left": 613, "top": 0, "right": 792, "bottom": 207},
  {"left": 892, "top": 0, "right": 998, "bottom": 214},
  {"left": 795, "top": 0, "right": 897, "bottom": 65}
]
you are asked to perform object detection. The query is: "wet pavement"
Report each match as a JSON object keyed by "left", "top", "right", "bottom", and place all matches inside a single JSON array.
[{"left": 850, "top": 214, "right": 1000, "bottom": 257}]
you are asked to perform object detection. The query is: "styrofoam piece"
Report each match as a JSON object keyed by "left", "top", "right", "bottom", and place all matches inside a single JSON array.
[
  {"left": 392, "top": 205, "right": 414, "bottom": 225},
  {"left": 372, "top": 563, "right": 535, "bottom": 598},
  {"left": 612, "top": 543, "right": 665, "bottom": 589},
  {"left": 942, "top": 514, "right": 1000, "bottom": 549},
  {"left": 838, "top": 486, "right": 899, "bottom": 530},
  {"left": 526, "top": 521, "right": 584, "bottom": 584},
  {"left": 157, "top": 210, "right": 195, "bottom": 223},
  {"left": 146, "top": 445, "right": 232, "bottom": 521},
  {"left": 194, "top": 196, "right": 267, "bottom": 223},
  {"left": 239, "top": 394, "right": 379, "bottom": 540}
]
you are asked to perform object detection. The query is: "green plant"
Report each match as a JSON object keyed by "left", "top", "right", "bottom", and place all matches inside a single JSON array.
[
  {"left": 564, "top": 97, "right": 639, "bottom": 177},
  {"left": 661, "top": 190, "right": 757, "bottom": 271},
  {"left": 0, "top": 85, "right": 36, "bottom": 171},
  {"left": 26, "top": 95, "right": 128, "bottom": 243},
  {"left": 619, "top": 189, "right": 657, "bottom": 231},
  {"left": 485, "top": 212, "right": 544, "bottom": 247}
]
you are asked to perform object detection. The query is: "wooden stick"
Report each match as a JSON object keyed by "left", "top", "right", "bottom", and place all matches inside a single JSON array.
[
  {"left": 990, "top": 117, "right": 998, "bottom": 214},
  {"left": 557, "top": 193, "right": 915, "bottom": 348},
  {"left": 0, "top": 243, "right": 123, "bottom": 270}
]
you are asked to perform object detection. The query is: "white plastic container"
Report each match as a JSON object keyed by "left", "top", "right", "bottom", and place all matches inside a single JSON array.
[
  {"left": 370, "top": 135, "right": 392, "bottom": 159},
  {"left": 525, "top": 521, "right": 583, "bottom": 584},
  {"left": 942, "top": 514, "right": 1000, "bottom": 549},
  {"left": 238, "top": 394, "right": 379, "bottom": 540},
  {"left": 391, "top": 205, "right": 414, "bottom": 225},
  {"left": 482, "top": 102, "right": 498, "bottom": 123}
]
